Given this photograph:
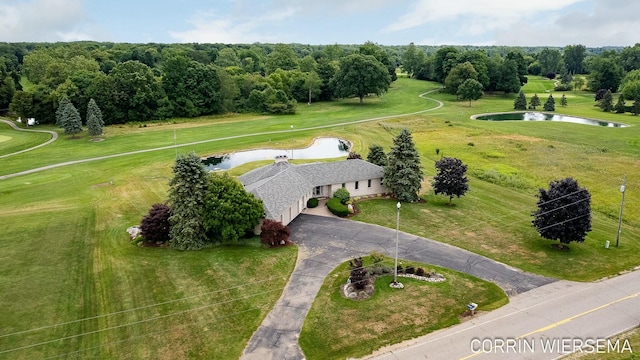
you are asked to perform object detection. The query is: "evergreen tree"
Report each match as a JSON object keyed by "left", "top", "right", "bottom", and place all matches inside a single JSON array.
[
  {"left": 633, "top": 96, "right": 640, "bottom": 116},
  {"left": 86, "top": 98, "right": 104, "bottom": 126},
  {"left": 383, "top": 128, "right": 423, "bottom": 202},
  {"left": 167, "top": 152, "right": 209, "bottom": 250},
  {"left": 532, "top": 177, "right": 591, "bottom": 250},
  {"left": 432, "top": 157, "right": 469, "bottom": 205},
  {"left": 55, "top": 96, "right": 71, "bottom": 127},
  {"left": 615, "top": 94, "right": 626, "bottom": 114},
  {"left": 529, "top": 94, "right": 541, "bottom": 110},
  {"left": 599, "top": 90, "right": 614, "bottom": 112},
  {"left": 543, "top": 94, "right": 555, "bottom": 111},
  {"left": 87, "top": 113, "right": 102, "bottom": 137},
  {"left": 61, "top": 102, "right": 83, "bottom": 138},
  {"left": 560, "top": 93, "right": 568, "bottom": 107},
  {"left": 366, "top": 144, "right": 388, "bottom": 167},
  {"left": 514, "top": 90, "right": 527, "bottom": 110}
]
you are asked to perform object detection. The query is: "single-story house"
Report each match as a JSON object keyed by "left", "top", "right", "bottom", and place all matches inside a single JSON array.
[{"left": 238, "top": 156, "right": 387, "bottom": 227}]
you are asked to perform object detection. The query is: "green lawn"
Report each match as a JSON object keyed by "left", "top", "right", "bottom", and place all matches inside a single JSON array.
[
  {"left": 299, "top": 256, "right": 507, "bottom": 360},
  {"left": 1, "top": 77, "right": 640, "bottom": 357},
  {"left": 0, "top": 122, "right": 51, "bottom": 155}
]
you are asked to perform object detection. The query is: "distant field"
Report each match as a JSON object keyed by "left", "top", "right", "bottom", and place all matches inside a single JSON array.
[{"left": 1, "top": 77, "right": 639, "bottom": 358}]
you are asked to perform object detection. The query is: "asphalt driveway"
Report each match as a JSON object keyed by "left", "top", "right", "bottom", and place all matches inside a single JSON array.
[{"left": 241, "top": 214, "right": 555, "bottom": 359}]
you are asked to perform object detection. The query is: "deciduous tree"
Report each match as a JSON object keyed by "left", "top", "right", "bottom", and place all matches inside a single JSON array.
[
  {"left": 532, "top": 177, "right": 591, "bottom": 249},
  {"left": 457, "top": 78, "right": 483, "bottom": 106},
  {"left": 333, "top": 53, "right": 391, "bottom": 104},
  {"left": 444, "top": 61, "right": 478, "bottom": 95},
  {"left": 201, "top": 172, "right": 264, "bottom": 243},
  {"left": 167, "top": 152, "right": 209, "bottom": 250},
  {"left": 140, "top": 203, "right": 172, "bottom": 244},
  {"left": 260, "top": 219, "right": 291, "bottom": 247},
  {"left": 432, "top": 157, "right": 469, "bottom": 205},
  {"left": 383, "top": 128, "right": 423, "bottom": 202}
]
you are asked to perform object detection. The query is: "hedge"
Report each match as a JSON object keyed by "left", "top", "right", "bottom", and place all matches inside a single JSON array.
[{"left": 327, "top": 198, "right": 349, "bottom": 217}]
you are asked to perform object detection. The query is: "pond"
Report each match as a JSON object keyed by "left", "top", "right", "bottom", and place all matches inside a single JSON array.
[
  {"left": 473, "top": 112, "right": 628, "bottom": 128},
  {"left": 203, "top": 137, "right": 350, "bottom": 171}
]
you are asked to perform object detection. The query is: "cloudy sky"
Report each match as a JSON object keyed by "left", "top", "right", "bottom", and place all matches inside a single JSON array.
[{"left": 0, "top": 0, "right": 638, "bottom": 46}]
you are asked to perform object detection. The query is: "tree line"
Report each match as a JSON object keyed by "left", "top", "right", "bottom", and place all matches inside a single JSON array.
[{"left": 1, "top": 42, "right": 640, "bottom": 125}]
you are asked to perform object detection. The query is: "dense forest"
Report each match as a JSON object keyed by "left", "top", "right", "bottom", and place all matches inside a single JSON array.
[{"left": 1, "top": 41, "right": 639, "bottom": 125}]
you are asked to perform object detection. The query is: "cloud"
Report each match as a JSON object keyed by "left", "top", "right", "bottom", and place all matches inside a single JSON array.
[
  {"left": 169, "top": 7, "right": 298, "bottom": 43},
  {"left": 0, "top": 0, "right": 100, "bottom": 42},
  {"left": 385, "top": 0, "right": 585, "bottom": 33},
  {"left": 494, "top": 0, "right": 640, "bottom": 46}
]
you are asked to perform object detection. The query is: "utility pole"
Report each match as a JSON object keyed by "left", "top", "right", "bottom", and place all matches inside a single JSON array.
[{"left": 616, "top": 175, "right": 627, "bottom": 248}]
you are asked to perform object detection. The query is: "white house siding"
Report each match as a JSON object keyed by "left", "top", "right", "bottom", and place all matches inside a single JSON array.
[{"left": 329, "top": 178, "right": 385, "bottom": 198}]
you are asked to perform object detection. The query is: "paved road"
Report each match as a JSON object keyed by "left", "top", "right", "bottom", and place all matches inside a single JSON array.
[
  {"left": 241, "top": 215, "right": 555, "bottom": 360},
  {"left": 366, "top": 269, "right": 640, "bottom": 360},
  {"left": 0, "top": 119, "right": 58, "bottom": 159},
  {"left": 0, "top": 90, "right": 443, "bottom": 180}
]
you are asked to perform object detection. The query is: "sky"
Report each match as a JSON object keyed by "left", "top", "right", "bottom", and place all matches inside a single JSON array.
[{"left": 0, "top": 0, "right": 638, "bottom": 47}]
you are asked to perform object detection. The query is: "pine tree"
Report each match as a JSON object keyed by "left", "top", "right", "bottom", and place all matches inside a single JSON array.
[
  {"left": 61, "top": 102, "right": 83, "bottom": 138},
  {"left": 543, "top": 94, "right": 555, "bottom": 111},
  {"left": 599, "top": 90, "right": 614, "bottom": 112},
  {"left": 167, "top": 152, "right": 210, "bottom": 250},
  {"left": 514, "top": 90, "right": 527, "bottom": 110},
  {"left": 633, "top": 96, "right": 640, "bottom": 116},
  {"left": 87, "top": 113, "right": 102, "bottom": 137},
  {"left": 86, "top": 98, "right": 104, "bottom": 127},
  {"left": 560, "top": 93, "right": 568, "bottom": 107},
  {"left": 383, "top": 128, "right": 423, "bottom": 202},
  {"left": 615, "top": 94, "right": 626, "bottom": 114},
  {"left": 529, "top": 93, "right": 541, "bottom": 110},
  {"left": 56, "top": 96, "right": 71, "bottom": 127},
  {"left": 366, "top": 144, "right": 387, "bottom": 167}
]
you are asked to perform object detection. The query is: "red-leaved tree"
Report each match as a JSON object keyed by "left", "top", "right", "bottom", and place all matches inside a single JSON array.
[
  {"left": 140, "top": 203, "right": 172, "bottom": 244},
  {"left": 260, "top": 219, "right": 291, "bottom": 246}
]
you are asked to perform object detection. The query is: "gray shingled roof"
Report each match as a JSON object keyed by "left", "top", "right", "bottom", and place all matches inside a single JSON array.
[
  {"left": 294, "top": 159, "right": 384, "bottom": 186},
  {"left": 238, "top": 159, "right": 383, "bottom": 220}
]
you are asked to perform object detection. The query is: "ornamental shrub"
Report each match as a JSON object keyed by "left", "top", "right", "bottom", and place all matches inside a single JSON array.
[
  {"left": 405, "top": 266, "right": 415, "bottom": 274},
  {"left": 333, "top": 188, "right": 351, "bottom": 204},
  {"left": 327, "top": 198, "right": 349, "bottom": 217},
  {"left": 306, "top": 197, "right": 319, "bottom": 208},
  {"left": 416, "top": 267, "right": 425, "bottom": 276}
]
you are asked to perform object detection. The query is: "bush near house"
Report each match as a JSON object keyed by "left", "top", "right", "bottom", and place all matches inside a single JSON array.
[
  {"left": 333, "top": 188, "right": 351, "bottom": 204},
  {"left": 327, "top": 198, "right": 349, "bottom": 217},
  {"left": 307, "top": 197, "right": 319, "bottom": 208}
]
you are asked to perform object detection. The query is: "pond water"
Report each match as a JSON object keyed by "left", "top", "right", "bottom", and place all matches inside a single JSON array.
[
  {"left": 203, "top": 137, "right": 350, "bottom": 170},
  {"left": 474, "top": 112, "right": 627, "bottom": 128}
]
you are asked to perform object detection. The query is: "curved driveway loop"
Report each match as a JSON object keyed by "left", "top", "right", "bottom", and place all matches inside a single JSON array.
[{"left": 242, "top": 214, "right": 555, "bottom": 360}]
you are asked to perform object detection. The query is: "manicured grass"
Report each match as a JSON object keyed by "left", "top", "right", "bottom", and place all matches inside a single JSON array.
[
  {"left": 2, "top": 76, "right": 640, "bottom": 358},
  {"left": 0, "top": 78, "right": 439, "bottom": 176},
  {"left": 299, "top": 255, "right": 507, "bottom": 360},
  {"left": 0, "top": 122, "right": 51, "bottom": 156},
  {"left": 0, "top": 155, "right": 298, "bottom": 359}
]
